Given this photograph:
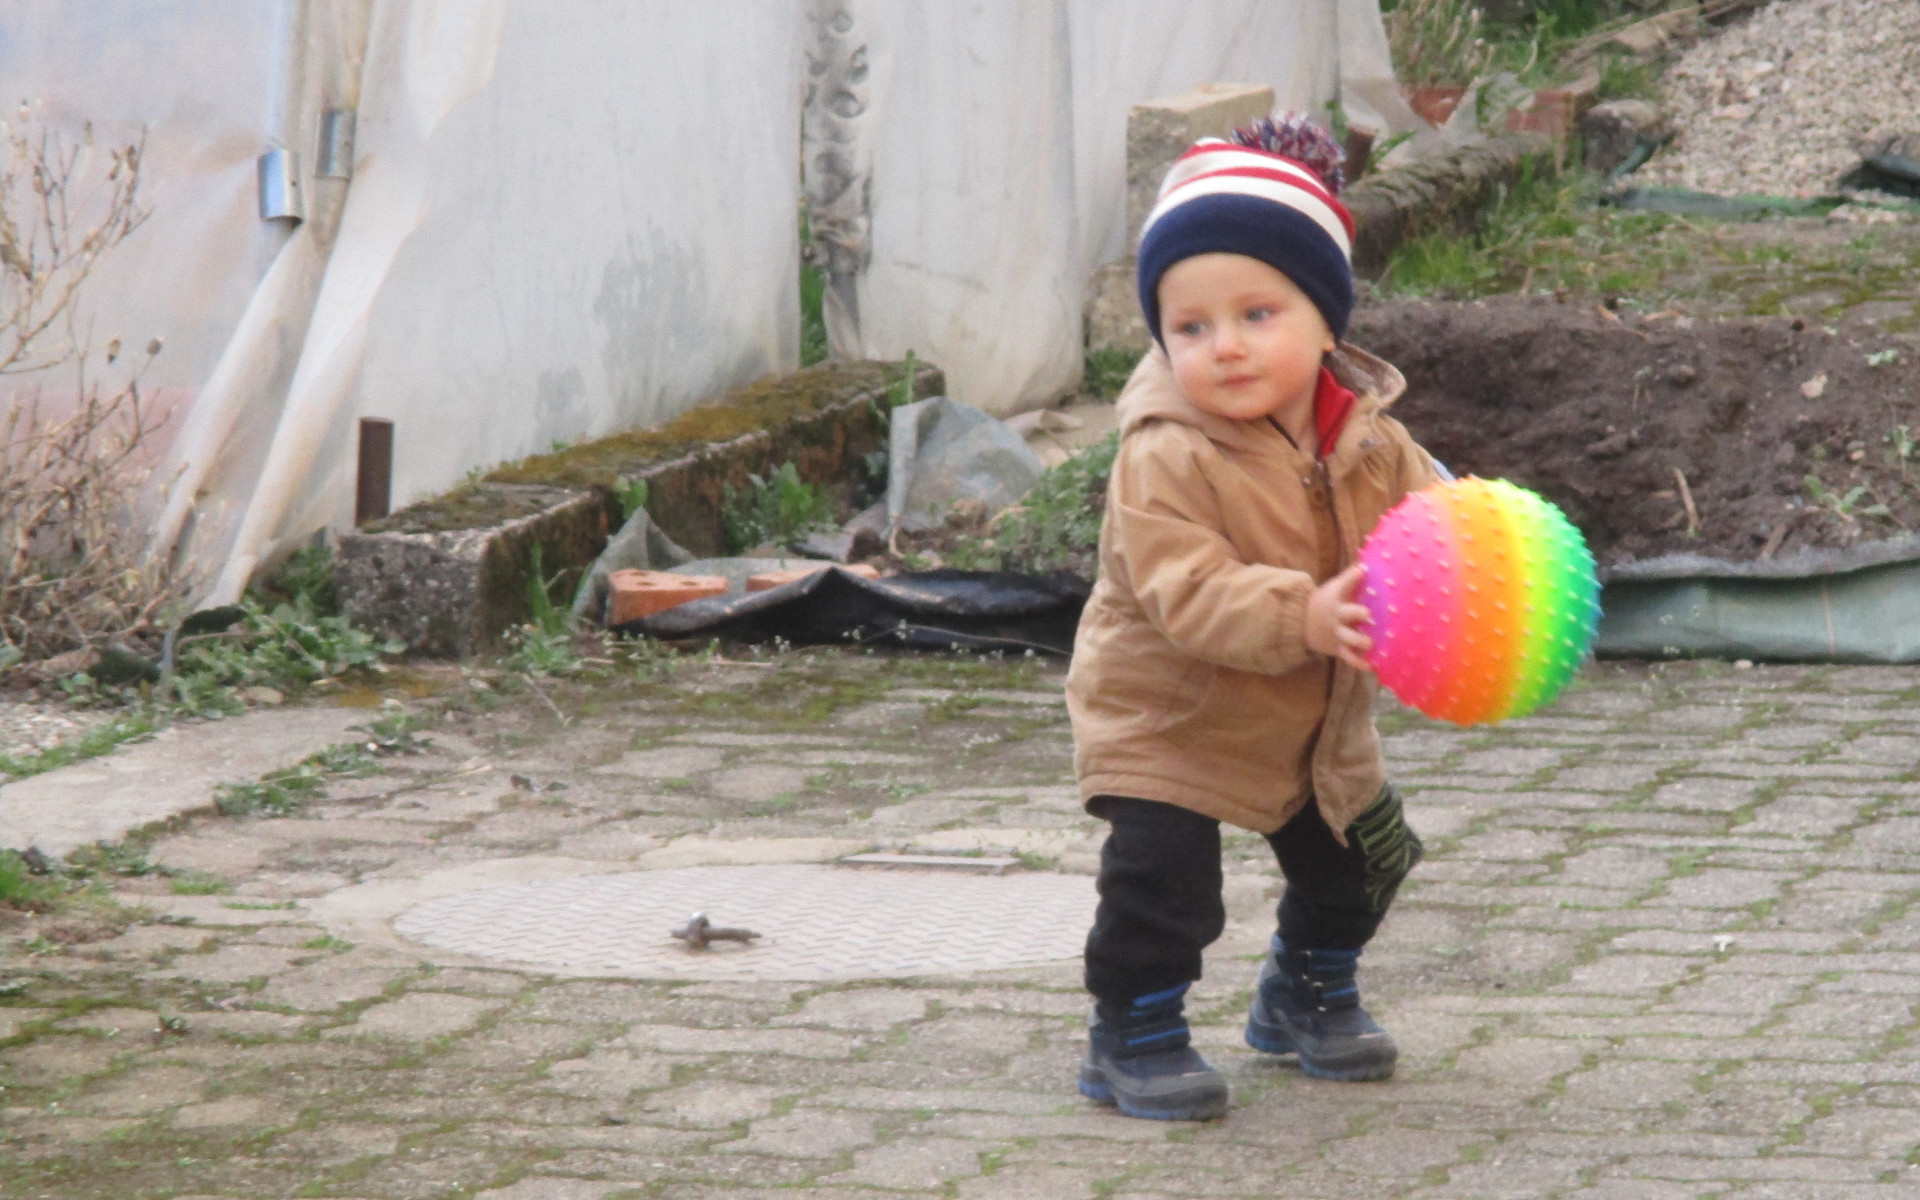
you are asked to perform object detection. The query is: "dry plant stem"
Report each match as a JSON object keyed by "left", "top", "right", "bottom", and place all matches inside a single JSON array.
[
  {"left": 1673, "top": 467, "right": 1700, "bottom": 536},
  {"left": 1, "top": 118, "right": 148, "bottom": 378},
  {"left": 520, "top": 672, "right": 572, "bottom": 726},
  {"left": 1758, "top": 513, "right": 1795, "bottom": 561},
  {"left": 1387, "top": 0, "right": 1491, "bottom": 88}
]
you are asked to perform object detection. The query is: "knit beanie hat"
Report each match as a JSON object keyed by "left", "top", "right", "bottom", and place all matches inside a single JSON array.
[{"left": 1136, "top": 115, "right": 1356, "bottom": 345}]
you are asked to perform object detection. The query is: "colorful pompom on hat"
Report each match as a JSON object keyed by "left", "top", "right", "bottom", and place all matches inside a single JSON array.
[{"left": 1136, "top": 115, "right": 1356, "bottom": 345}]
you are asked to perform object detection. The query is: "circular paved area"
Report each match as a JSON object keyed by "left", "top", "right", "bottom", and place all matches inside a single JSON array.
[{"left": 394, "top": 863, "right": 1098, "bottom": 980}]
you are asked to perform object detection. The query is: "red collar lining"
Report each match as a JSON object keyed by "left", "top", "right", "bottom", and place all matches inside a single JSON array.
[{"left": 1313, "top": 366, "right": 1356, "bottom": 461}]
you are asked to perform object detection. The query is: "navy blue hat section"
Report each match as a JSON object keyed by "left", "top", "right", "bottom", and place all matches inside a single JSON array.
[{"left": 1136, "top": 193, "right": 1355, "bottom": 346}]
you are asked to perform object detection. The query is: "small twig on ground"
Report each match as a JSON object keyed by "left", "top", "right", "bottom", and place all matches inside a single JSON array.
[
  {"left": 1673, "top": 467, "right": 1700, "bottom": 537},
  {"left": 1758, "top": 512, "right": 1796, "bottom": 560},
  {"left": 520, "top": 672, "right": 572, "bottom": 726}
]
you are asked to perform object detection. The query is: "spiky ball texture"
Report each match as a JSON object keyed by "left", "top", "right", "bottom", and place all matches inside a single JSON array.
[{"left": 1229, "top": 114, "right": 1346, "bottom": 196}]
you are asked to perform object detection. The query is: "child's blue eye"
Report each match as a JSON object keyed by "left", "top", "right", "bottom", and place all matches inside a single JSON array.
[
  {"left": 1246, "top": 306, "right": 1274, "bottom": 322},
  {"left": 1175, "top": 320, "right": 1205, "bottom": 338}
]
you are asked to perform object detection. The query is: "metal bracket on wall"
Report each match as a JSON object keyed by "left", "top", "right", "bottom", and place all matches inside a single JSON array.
[
  {"left": 257, "top": 147, "right": 303, "bottom": 222},
  {"left": 318, "top": 109, "right": 357, "bottom": 179}
]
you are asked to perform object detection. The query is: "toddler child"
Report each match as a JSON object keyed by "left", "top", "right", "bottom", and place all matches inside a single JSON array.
[{"left": 1067, "top": 117, "right": 1441, "bottom": 1121}]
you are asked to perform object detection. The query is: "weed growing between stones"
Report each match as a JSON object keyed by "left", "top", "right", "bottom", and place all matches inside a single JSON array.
[
  {"left": 212, "top": 762, "right": 329, "bottom": 818},
  {"left": 10, "top": 546, "right": 407, "bottom": 782},
  {"left": 0, "top": 849, "right": 63, "bottom": 911},
  {"left": 166, "top": 872, "right": 232, "bottom": 896},
  {"left": 502, "top": 543, "right": 582, "bottom": 678},
  {"left": 159, "top": 596, "right": 402, "bottom": 707},
  {"left": 61, "top": 843, "right": 168, "bottom": 887},
  {"left": 0, "top": 841, "right": 161, "bottom": 932},
  {"left": 213, "top": 712, "right": 425, "bottom": 819},
  {"left": 0, "top": 708, "right": 162, "bottom": 782}
]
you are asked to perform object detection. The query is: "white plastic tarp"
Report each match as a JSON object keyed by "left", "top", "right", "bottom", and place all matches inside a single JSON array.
[
  {"left": 0, "top": 1, "right": 300, "bottom": 482},
  {"left": 6, "top": 0, "right": 1407, "bottom": 606},
  {"left": 3, "top": 1, "right": 805, "bottom": 604},
  {"left": 806, "top": 0, "right": 1416, "bottom": 416},
  {"left": 204, "top": 1, "right": 806, "bottom": 601}
]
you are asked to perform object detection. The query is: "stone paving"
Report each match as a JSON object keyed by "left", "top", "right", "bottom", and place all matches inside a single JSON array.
[{"left": 2, "top": 650, "right": 1919, "bottom": 1198}]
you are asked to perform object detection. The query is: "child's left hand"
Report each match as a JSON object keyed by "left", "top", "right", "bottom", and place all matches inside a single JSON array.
[{"left": 1304, "top": 564, "right": 1374, "bottom": 671}]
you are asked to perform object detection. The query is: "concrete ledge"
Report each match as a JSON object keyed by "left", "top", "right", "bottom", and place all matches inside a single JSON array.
[{"left": 339, "top": 360, "right": 943, "bottom": 657}]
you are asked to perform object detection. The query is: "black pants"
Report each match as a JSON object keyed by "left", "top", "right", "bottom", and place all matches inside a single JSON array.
[{"left": 1083, "top": 787, "right": 1422, "bottom": 1006}]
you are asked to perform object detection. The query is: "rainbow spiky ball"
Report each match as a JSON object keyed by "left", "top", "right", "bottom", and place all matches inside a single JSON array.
[{"left": 1358, "top": 478, "right": 1600, "bottom": 726}]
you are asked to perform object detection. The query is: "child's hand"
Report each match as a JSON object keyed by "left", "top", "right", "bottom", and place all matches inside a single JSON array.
[{"left": 1304, "top": 563, "right": 1374, "bottom": 671}]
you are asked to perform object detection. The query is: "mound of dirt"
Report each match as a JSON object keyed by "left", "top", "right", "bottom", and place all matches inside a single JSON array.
[{"left": 1347, "top": 296, "right": 1920, "bottom": 566}]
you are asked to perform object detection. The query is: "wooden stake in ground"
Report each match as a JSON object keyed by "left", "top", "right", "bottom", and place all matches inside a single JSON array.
[{"left": 1673, "top": 467, "right": 1700, "bottom": 537}]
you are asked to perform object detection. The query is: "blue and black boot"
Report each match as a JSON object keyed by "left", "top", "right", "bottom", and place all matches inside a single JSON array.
[
  {"left": 1078, "top": 983, "right": 1228, "bottom": 1120},
  {"left": 1244, "top": 936, "right": 1397, "bottom": 1081}
]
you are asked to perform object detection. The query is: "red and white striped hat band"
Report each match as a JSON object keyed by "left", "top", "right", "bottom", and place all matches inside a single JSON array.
[{"left": 1139, "top": 139, "right": 1354, "bottom": 261}]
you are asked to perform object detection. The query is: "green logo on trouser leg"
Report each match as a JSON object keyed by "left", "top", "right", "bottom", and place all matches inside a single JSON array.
[{"left": 1348, "top": 785, "right": 1424, "bottom": 912}]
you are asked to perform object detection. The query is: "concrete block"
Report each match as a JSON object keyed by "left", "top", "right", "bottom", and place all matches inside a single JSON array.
[
  {"left": 746, "top": 562, "right": 879, "bottom": 592},
  {"left": 1084, "top": 259, "right": 1150, "bottom": 355},
  {"left": 1125, "top": 82, "right": 1275, "bottom": 247},
  {"left": 336, "top": 485, "right": 606, "bottom": 658},
  {"left": 606, "top": 570, "right": 728, "bottom": 624}
]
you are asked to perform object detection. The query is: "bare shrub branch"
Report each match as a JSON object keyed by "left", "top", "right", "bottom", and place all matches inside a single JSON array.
[{"left": 0, "top": 108, "right": 178, "bottom": 666}]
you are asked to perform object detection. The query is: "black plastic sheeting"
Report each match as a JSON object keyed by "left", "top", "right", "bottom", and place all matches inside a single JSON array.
[
  {"left": 1603, "top": 186, "right": 1840, "bottom": 219},
  {"left": 616, "top": 535, "right": 1920, "bottom": 664},
  {"left": 616, "top": 567, "right": 1091, "bottom": 656},
  {"left": 1840, "top": 149, "right": 1920, "bottom": 201}
]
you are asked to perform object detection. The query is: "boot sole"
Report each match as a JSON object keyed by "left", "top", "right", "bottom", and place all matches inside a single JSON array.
[
  {"left": 1244, "top": 1019, "right": 1397, "bottom": 1082},
  {"left": 1078, "top": 1066, "right": 1229, "bottom": 1121}
]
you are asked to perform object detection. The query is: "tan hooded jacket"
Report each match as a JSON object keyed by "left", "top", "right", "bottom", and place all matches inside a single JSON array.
[{"left": 1066, "top": 342, "right": 1439, "bottom": 836}]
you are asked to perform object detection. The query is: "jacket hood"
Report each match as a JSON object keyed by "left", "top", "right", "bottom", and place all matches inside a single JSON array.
[{"left": 1116, "top": 343, "right": 1407, "bottom": 450}]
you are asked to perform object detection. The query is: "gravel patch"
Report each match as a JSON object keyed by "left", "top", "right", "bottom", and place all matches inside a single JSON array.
[
  {"left": 0, "top": 698, "right": 114, "bottom": 766},
  {"left": 1640, "top": 0, "right": 1920, "bottom": 198}
]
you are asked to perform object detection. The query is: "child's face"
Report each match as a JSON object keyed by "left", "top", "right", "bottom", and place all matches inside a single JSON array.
[{"left": 1157, "top": 253, "right": 1335, "bottom": 424}]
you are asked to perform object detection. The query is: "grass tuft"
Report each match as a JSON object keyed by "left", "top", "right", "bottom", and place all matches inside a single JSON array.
[
  {"left": 0, "top": 850, "right": 64, "bottom": 912},
  {"left": 1083, "top": 347, "right": 1140, "bottom": 400},
  {"left": 722, "top": 461, "right": 836, "bottom": 553}
]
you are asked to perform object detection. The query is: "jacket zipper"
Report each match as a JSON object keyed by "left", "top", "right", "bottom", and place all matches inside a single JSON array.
[{"left": 1316, "top": 457, "right": 1345, "bottom": 707}]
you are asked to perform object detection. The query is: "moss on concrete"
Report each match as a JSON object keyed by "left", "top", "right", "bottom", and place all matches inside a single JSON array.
[
  {"left": 487, "top": 360, "right": 911, "bottom": 493},
  {"left": 363, "top": 483, "right": 576, "bottom": 537}
]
